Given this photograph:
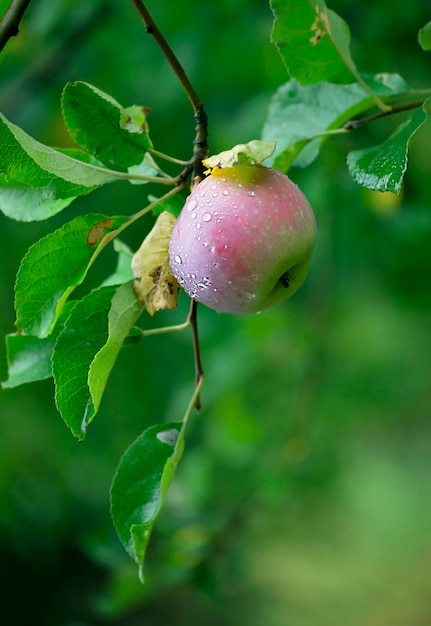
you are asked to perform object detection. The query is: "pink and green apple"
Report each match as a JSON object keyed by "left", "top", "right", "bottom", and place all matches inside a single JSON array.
[{"left": 168, "top": 163, "right": 317, "bottom": 314}]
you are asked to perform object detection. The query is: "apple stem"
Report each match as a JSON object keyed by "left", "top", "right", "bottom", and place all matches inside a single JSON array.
[{"left": 188, "top": 299, "right": 205, "bottom": 411}]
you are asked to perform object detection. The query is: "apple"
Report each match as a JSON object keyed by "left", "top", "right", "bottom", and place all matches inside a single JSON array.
[{"left": 168, "top": 163, "right": 317, "bottom": 314}]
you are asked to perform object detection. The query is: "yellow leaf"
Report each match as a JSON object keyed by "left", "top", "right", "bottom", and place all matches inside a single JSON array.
[{"left": 131, "top": 211, "right": 179, "bottom": 315}]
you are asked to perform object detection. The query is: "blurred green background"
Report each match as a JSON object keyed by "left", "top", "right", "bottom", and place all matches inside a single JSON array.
[{"left": 1, "top": 1, "right": 431, "bottom": 624}]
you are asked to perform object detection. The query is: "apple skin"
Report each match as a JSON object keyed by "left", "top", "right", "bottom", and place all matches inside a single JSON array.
[{"left": 168, "top": 163, "right": 317, "bottom": 314}]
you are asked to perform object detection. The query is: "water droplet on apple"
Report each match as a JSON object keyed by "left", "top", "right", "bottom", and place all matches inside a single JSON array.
[
  {"left": 248, "top": 190, "right": 255, "bottom": 197},
  {"left": 202, "top": 212, "right": 212, "bottom": 222},
  {"left": 222, "top": 189, "right": 229, "bottom": 196}
]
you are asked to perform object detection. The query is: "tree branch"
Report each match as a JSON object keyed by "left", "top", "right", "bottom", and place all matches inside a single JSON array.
[
  {"left": 131, "top": 1, "right": 207, "bottom": 410},
  {"left": 131, "top": 0, "right": 209, "bottom": 182},
  {"left": 0, "top": 0, "right": 32, "bottom": 53}
]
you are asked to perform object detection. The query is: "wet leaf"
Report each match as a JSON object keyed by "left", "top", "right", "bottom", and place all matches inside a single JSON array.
[
  {"left": 263, "top": 74, "right": 410, "bottom": 170},
  {"left": 347, "top": 100, "right": 430, "bottom": 193}
]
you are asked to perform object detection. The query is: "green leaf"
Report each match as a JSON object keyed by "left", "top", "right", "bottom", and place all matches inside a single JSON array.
[
  {"left": 62, "top": 82, "right": 152, "bottom": 169},
  {"left": 2, "top": 303, "right": 74, "bottom": 388},
  {"left": 263, "top": 74, "right": 410, "bottom": 170},
  {"left": 15, "top": 213, "right": 128, "bottom": 338},
  {"left": 418, "top": 21, "right": 431, "bottom": 51},
  {"left": 88, "top": 282, "right": 144, "bottom": 414},
  {"left": 110, "top": 422, "right": 184, "bottom": 582},
  {"left": 0, "top": 113, "right": 121, "bottom": 220},
  {"left": 347, "top": 100, "right": 430, "bottom": 193},
  {"left": 127, "top": 153, "right": 160, "bottom": 185},
  {"left": 2, "top": 334, "right": 55, "bottom": 388},
  {"left": 270, "top": 0, "right": 357, "bottom": 84},
  {"left": 0, "top": 183, "right": 76, "bottom": 222},
  {"left": 99, "top": 239, "right": 134, "bottom": 287},
  {"left": 52, "top": 286, "right": 117, "bottom": 439}
]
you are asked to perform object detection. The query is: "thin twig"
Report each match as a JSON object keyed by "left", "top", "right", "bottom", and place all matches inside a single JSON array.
[
  {"left": 188, "top": 299, "right": 204, "bottom": 410},
  {"left": 130, "top": 0, "right": 209, "bottom": 181},
  {"left": 131, "top": 0, "right": 201, "bottom": 113},
  {"left": 343, "top": 100, "right": 425, "bottom": 131},
  {"left": 130, "top": 1, "right": 207, "bottom": 408},
  {"left": 0, "top": 0, "right": 32, "bottom": 53}
]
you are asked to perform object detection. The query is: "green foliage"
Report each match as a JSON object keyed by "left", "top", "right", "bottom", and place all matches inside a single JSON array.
[
  {"left": 0, "top": 112, "right": 109, "bottom": 220},
  {"left": 347, "top": 100, "right": 431, "bottom": 193},
  {"left": 270, "top": 0, "right": 356, "bottom": 84},
  {"left": 52, "top": 285, "right": 119, "bottom": 439},
  {"left": 263, "top": 74, "right": 410, "bottom": 170},
  {"left": 3, "top": 333, "right": 57, "bottom": 388},
  {"left": 14, "top": 214, "right": 129, "bottom": 337},
  {"left": 88, "top": 282, "right": 144, "bottom": 417},
  {"left": 110, "top": 421, "right": 185, "bottom": 583},
  {"left": 1, "top": 0, "right": 431, "bottom": 593},
  {"left": 62, "top": 81, "right": 152, "bottom": 169},
  {"left": 418, "top": 20, "right": 431, "bottom": 50}
]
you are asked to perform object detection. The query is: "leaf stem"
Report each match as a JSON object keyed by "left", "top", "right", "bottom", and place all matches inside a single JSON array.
[
  {"left": 0, "top": 0, "right": 32, "bottom": 53},
  {"left": 98, "top": 185, "right": 185, "bottom": 252},
  {"left": 77, "top": 160, "right": 181, "bottom": 185},
  {"left": 148, "top": 148, "right": 190, "bottom": 166},
  {"left": 117, "top": 185, "right": 185, "bottom": 236},
  {"left": 134, "top": 318, "right": 191, "bottom": 338},
  {"left": 343, "top": 99, "right": 427, "bottom": 131},
  {"left": 182, "top": 365, "right": 205, "bottom": 430},
  {"left": 134, "top": 296, "right": 205, "bottom": 412}
]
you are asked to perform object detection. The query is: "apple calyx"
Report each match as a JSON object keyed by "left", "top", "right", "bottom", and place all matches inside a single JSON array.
[{"left": 202, "top": 140, "right": 276, "bottom": 172}]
